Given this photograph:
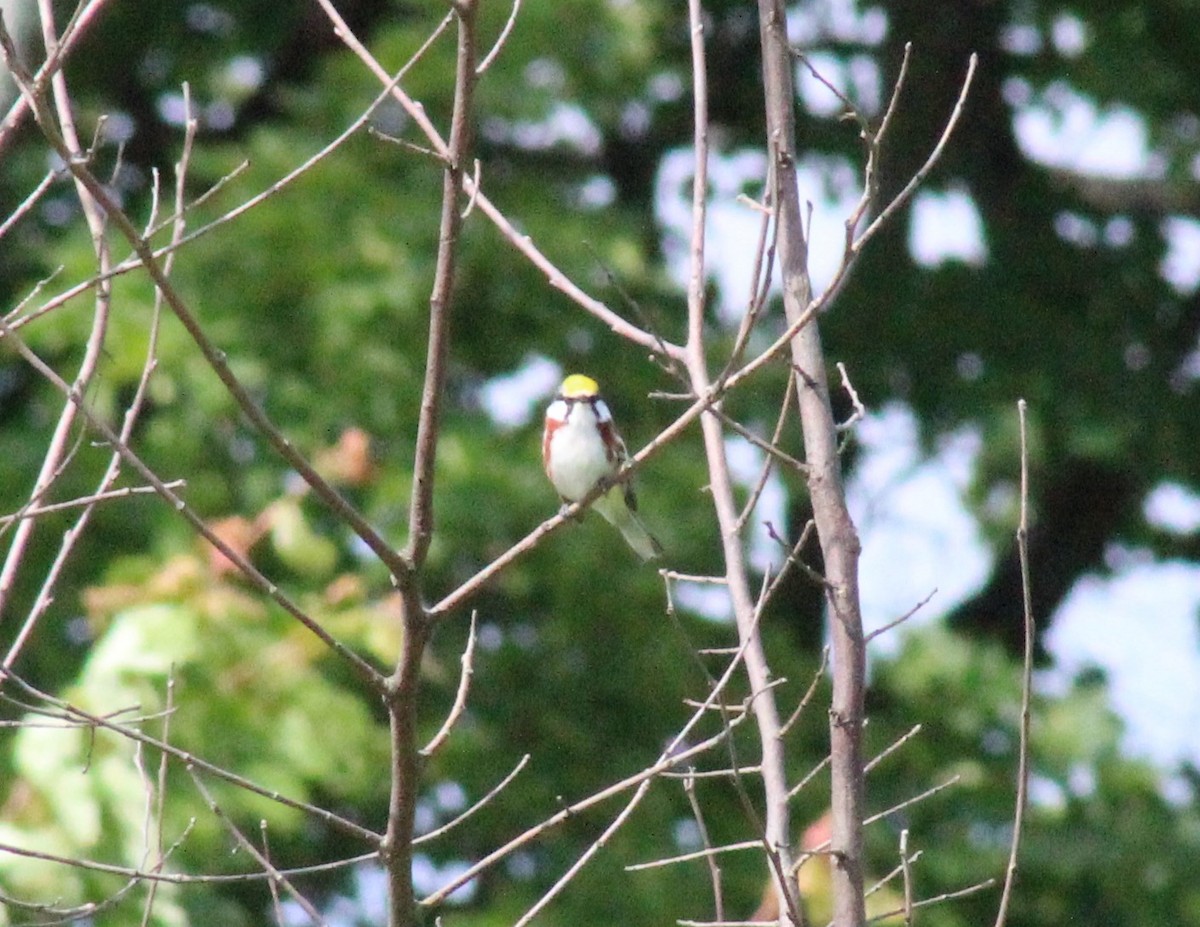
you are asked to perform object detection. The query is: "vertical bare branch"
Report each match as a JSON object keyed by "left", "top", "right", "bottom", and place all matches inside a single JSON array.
[
  {"left": 0, "top": 1, "right": 114, "bottom": 621},
  {"left": 682, "top": 0, "right": 800, "bottom": 923},
  {"left": 404, "top": 0, "right": 476, "bottom": 569},
  {"left": 756, "top": 2, "right": 867, "bottom": 926},
  {"left": 2, "top": 83, "right": 197, "bottom": 672},
  {"left": 382, "top": 4, "right": 478, "bottom": 927},
  {"left": 993, "top": 399, "right": 1034, "bottom": 927},
  {"left": 684, "top": 771, "right": 726, "bottom": 922}
]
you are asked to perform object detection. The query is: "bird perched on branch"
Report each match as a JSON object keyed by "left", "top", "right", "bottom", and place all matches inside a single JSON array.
[{"left": 542, "top": 374, "right": 663, "bottom": 562}]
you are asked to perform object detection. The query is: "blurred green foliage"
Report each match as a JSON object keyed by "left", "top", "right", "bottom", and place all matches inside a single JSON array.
[{"left": 1, "top": 0, "right": 1198, "bottom": 925}]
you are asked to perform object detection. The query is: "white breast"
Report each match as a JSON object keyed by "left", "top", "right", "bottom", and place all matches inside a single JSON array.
[{"left": 547, "top": 401, "right": 615, "bottom": 501}]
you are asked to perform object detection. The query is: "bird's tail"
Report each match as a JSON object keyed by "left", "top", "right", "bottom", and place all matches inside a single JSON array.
[
  {"left": 595, "top": 489, "right": 664, "bottom": 562},
  {"left": 618, "top": 511, "right": 664, "bottom": 562}
]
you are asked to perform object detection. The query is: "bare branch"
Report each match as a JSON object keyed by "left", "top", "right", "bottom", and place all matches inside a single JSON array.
[
  {"left": 476, "top": 0, "right": 520, "bottom": 74},
  {"left": 379, "top": 4, "right": 479, "bottom": 924},
  {"left": 757, "top": 2, "right": 877, "bottom": 924},
  {"left": 0, "top": 838, "right": 375, "bottom": 887},
  {"left": 864, "top": 590, "right": 937, "bottom": 644},
  {"left": 854, "top": 54, "right": 978, "bottom": 255},
  {"left": 868, "top": 878, "right": 996, "bottom": 924},
  {"left": 0, "top": 15, "right": 418, "bottom": 600},
  {"left": 314, "top": 0, "right": 685, "bottom": 362},
  {"left": 138, "top": 673, "right": 176, "bottom": 927},
  {"left": 786, "top": 755, "right": 830, "bottom": 801},
  {"left": 0, "top": 319, "right": 385, "bottom": 690},
  {"left": 422, "top": 614, "right": 764, "bottom": 906},
  {"left": 834, "top": 362, "right": 866, "bottom": 434},
  {"left": 422, "top": 720, "right": 742, "bottom": 906},
  {"left": 402, "top": 3, "right": 477, "bottom": 569},
  {"left": 993, "top": 399, "right": 1034, "bottom": 927},
  {"left": 189, "top": 769, "right": 329, "bottom": 927},
  {"left": 0, "top": 168, "right": 54, "bottom": 240},
  {"left": 0, "top": 671, "right": 382, "bottom": 845},
  {"left": 0, "top": 0, "right": 115, "bottom": 625},
  {"left": 684, "top": 771, "right": 727, "bottom": 922},
  {"left": 514, "top": 777, "right": 653, "bottom": 926},
  {"left": 863, "top": 724, "right": 922, "bottom": 775},
  {"left": 414, "top": 754, "right": 531, "bottom": 846},
  {"left": 864, "top": 777, "right": 960, "bottom": 829},
  {"left": 626, "top": 839, "right": 761, "bottom": 872},
  {"left": 420, "top": 611, "right": 479, "bottom": 757},
  {"left": 780, "top": 645, "right": 828, "bottom": 737},
  {"left": 733, "top": 378, "right": 802, "bottom": 536},
  {"left": 0, "top": 481, "right": 186, "bottom": 527},
  {"left": 0, "top": 0, "right": 114, "bottom": 155},
  {"left": 682, "top": 2, "right": 802, "bottom": 923}
]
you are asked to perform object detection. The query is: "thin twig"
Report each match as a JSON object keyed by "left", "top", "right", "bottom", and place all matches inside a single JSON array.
[
  {"left": 420, "top": 611, "right": 478, "bottom": 757},
  {"left": 734, "top": 378, "right": 801, "bottom": 535},
  {"left": 422, "top": 720, "right": 743, "bottom": 906},
  {"left": 863, "top": 724, "right": 922, "bottom": 775},
  {"left": 0, "top": 481, "right": 186, "bottom": 527},
  {"left": 0, "top": 168, "right": 55, "bottom": 240},
  {"left": 514, "top": 777, "right": 652, "bottom": 926},
  {"left": 663, "top": 765, "right": 762, "bottom": 779},
  {"left": 721, "top": 50, "right": 976, "bottom": 400},
  {"left": 0, "top": 668, "right": 381, "bottom": 845},
  {"left": 0, "top": 839, "right": 375, "bottom": 886},
  {"left": 720, "top": 178, "right": 778, "bottom": 383},
  {"left": 780, "top": 645, "right": 828, "bottom": 737},
  {"left": 414, "top": 754, "right": 531, "bottom": 845},
  {"left": 789, "top": 777, "right": 961, "bottom": 874},
  {"left": 835, "top": 361, "right": 866, "bottom": 434},
  {"left": 663, "top": 571, "right": 730, "bottom": 585},
  {"left": 262, "top": 822, "right": 286, "bottom": 927},
  {"left": 864, "top": 589, "right": 937, "bottom": 644},
  {"left": 12, "top": 15, "right": 445, "bottom": 338},
  {"left": 681, "top": 881, "right": 995, "bottom": 927},
  {"left": 3, "top": 79, "right": 194, "bottom": 675},
  {"left": 138, "top": 672, "right": 176, "bottom": 927},
  {"left": 765, "top": 518, "right": 828, "bottom": 590},
  {"left": 0, "top": 0, "right": 114, "bottom": 625},
  {"left": 189, "top": 769, "right": 329, "bottom": 927},
  {"left": 476, "top": 0, "right": 520, "bottom": 73},
  {"left": 422, "top": 610, "right": 764, "bottom": 906},
  {"left": 0, "top": 15, "right": 419, "bottom": 603},
  {"left": 0, "top": 0, "right": 114, "bottom": 155},
  {"left": 314, "top": 0, "right": 686, "bottom": 363},
  {"left": 0, "top": 313, "right": 383, "bottom": 691},
  {"left": 868, "top": 879, "right": 996, "bottom": 924},
  {"left": 863, "top": 778, "right": 960, "bottom": 829},
  {"left": 993, "top": 399, "right": 1033, "bottom": 927},
  {"left": 854, "top": 54, "right": 978, "bottom": 255},
  {"left": 626, "top": 839, "right": 761, "bottom": 872},
  {"left": 786, "top": 754, "right": 830, "bottom": 801},
  {"left": 684, "top": 771, "right": 726, "bottom": 922}
]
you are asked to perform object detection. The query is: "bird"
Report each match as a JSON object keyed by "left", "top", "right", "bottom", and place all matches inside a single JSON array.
[{"left": 542, "top": 373, "right": 663, "bottom": 562}]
